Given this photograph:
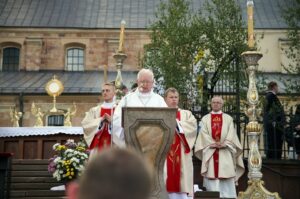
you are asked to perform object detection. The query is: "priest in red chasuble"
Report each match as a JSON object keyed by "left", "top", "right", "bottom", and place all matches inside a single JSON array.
[
  {"left": 81, "top": 83, "right": 116, "bottom": 156},
  {"left": 195, "top": 96, "right": 244, "bottom": 198},
  {"left": 164, "top": 88, "right": 197, "bottom": 199}
]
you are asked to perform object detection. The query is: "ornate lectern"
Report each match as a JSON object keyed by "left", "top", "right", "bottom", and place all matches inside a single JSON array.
[{"left": 122, "top": 107, "right": 177, "bottom": 199}]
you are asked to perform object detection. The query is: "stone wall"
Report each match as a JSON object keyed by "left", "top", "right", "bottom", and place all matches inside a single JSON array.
[{"left": 0, "top": 28, "right": 151, "bottom": 71}]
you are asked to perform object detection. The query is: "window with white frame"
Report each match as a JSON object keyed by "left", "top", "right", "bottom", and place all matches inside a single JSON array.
[
  {"left": 2, "top": 47, "right": 20, "bottom": 71},
  {"left": 65, "top": 48, "right": 84, "bottom": 71}
]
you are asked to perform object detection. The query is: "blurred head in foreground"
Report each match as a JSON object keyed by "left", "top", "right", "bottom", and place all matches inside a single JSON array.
[{"left": 68, "top": 148, "right": 152, "bottom": 199}]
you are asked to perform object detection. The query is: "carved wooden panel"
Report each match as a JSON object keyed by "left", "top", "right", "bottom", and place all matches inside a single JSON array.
[{"left": 122, "top": 107, "right": 177, "bottom": 199}]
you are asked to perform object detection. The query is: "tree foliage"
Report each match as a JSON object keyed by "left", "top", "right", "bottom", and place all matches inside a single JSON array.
[
  {"left": 278, "top": 0, "right": 300, "bottom": 93},
  {"left": 143, "top": 0, "right": 202, "bottom": 98},
  {"left": 281, "top": 0, "right": 300, "bottom": 74},
  {"left": 143, "top": 0, "right": 248, "bottom": 109}
]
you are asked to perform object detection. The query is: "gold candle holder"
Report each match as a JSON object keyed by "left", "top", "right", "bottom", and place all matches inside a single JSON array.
[
  {"left": 238, "top": 51, "right": 280, "bottom": 199},
  {"left": 114, "top": 20, "right": 128, "bottom": 101}
]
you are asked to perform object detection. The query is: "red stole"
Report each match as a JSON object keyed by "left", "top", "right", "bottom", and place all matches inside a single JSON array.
[
  {"left": 211, "top": 113, "right": 223, "bottom": 178},
  {"left": 166, "top": 111, "right": 190, "bottom": 193},
  {"left": 89, "top": 107, "right": 114, "bottom": 150}
]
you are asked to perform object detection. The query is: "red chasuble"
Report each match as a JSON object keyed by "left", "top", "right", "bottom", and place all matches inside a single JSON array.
[
  {"left": 211, "top": 113, "right": 223, "bottom": 178},
  {"left": 166, "top": 111, "right": 190, "bottom": 193},
  {"left": 89, "top": 107, "right": 114, "bottom": 151}
]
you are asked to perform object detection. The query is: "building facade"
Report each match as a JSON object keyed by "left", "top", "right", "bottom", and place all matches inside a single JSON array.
[{"left": 0, "top": 0, "right": 298, "bottom": 127}]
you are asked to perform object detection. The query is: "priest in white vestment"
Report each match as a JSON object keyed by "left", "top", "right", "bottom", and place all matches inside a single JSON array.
[
  {"left": 81, "top": 83, "right": 116, "bottom": 157},
  {"left": 112, "top": 68, "right": 167, "bottom": 147},
  {"left": 164, "top": 88, "right": 197, "bottom": 199},
  {"left": 194, "top": 96, "right": 244, "bottom": 198}
]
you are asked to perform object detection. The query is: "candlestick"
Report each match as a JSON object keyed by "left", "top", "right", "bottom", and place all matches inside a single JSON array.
[
  {"left": 247, "top": 0, "right": 254, "bottom": 48},
  {"left": 118, "top": 20, "right": 126, "bottom": 52}
]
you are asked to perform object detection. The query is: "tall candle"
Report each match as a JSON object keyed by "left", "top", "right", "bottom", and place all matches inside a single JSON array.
[
  {"left": 247, "top": 1, "right": 254, "bottom": 48},
  {"left": 103, "top": 65, "right": 108, "bottom": 83},
  {"left": 118, "top": 20, "right": 126, "bottom": 52}
]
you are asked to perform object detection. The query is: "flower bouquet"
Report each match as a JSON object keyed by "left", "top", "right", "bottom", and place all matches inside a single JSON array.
[{"left": 48, "top": 139, "right": 89, "bottom": 183}]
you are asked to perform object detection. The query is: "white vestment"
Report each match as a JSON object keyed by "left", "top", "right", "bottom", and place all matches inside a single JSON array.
[
  {"left": 112, "top": 89, "right": 167, "bottom": 147},
  {"left": 194, "top": 112, "right": 244, "bottom": 198},
  {"left": 81, "top": 101, "right": 115, "bottom": 147},
  {"left": 168, "top": 109, "right": 197, "bottom": 199}
]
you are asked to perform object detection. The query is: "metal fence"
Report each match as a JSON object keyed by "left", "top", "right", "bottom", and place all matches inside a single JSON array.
[{"left": 189, "top": 57, "right": 300, "bottom": 160}]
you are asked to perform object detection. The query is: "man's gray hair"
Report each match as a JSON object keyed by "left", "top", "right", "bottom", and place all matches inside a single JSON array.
[
  {"left": 137, "top": 68, "right": 154, "bottom": 81},
  {"left": 211, "top": 96, "right": 224, "bottom": 105}
]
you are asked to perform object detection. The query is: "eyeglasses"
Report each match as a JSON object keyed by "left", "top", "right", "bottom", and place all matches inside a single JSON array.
[{"left": 139, "top": 80, "right": 154, "bottom": 85}]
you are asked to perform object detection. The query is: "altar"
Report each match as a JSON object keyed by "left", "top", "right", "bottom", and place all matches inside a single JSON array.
[{"left": 0, "top": 127, "right": 83, "bottom": 159}]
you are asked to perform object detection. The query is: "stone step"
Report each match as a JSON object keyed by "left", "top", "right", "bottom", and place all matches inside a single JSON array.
[
  {"left": 11, "top": 182, "right": 63, "bottom": 190},
  {"left": 11, "top": 176, "right": 57, "bottom": 183},
  {"left": 10, "top": 190, "right": 65, "bottom": 197},
  {"left": 12, "top": 164, "right": 48, "bottom": 171},
  {"left": 195, "top": 191, "right": 220, "bottom": 199},
  {"left": 12, "top": 170, "right": 51, "bottom": 177},
  {"left": 9, "top": 159, "right": 65, "bottom": 198},
  {"left": 12, "top": 159, "right": 49, "bottom": 165}
]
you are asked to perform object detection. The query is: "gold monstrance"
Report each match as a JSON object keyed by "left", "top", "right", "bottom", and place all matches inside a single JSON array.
[{"left": 45, "top": 75, "right": 64, "bottom": 112}]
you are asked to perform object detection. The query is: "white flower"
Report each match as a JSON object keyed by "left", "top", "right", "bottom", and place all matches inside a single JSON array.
[
  {"left": 54, "top": 157, "right": 61, "bottom": 163},
  {"left": 52, "top": 143, "right": 60, "bottom": 150}
]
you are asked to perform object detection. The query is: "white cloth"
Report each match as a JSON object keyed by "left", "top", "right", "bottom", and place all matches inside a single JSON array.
[
  {"left": 81, "top": 101, "right": 115, "bottom": 147},
  {"left": 203, "top": 177, "right": 236, "bottom": 198},
  {"left": 168, "top": 193, "right": 189, "bottom": 199},
  {"left": 0, "top": 127, "right": 83, "bottom": 137},
  {"left": 50, "top": 185, "right": 65, "bottom": 191},
  {"left": 112, "top": 89, "right": 167, "bottom": 147}
]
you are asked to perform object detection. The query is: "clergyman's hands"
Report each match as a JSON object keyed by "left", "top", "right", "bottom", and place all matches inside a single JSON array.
[
  {"left": 103, "top": 113, "right": 112, "bottom": 123},
  {"left": 210, "top": 142, "right": 226, "bottom": 149}
]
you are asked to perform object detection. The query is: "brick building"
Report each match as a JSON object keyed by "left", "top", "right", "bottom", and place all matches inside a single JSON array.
[{"left": 0, "top": 0, "right": 298, "bottom": 127}]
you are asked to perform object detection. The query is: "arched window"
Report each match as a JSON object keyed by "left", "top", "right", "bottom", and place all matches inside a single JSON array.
[
  {"left": 2, "top": 47, "right": 20, "bottom": 71},
  {"left": 66, "top": 48, "right": 84, "bottom": 71}
]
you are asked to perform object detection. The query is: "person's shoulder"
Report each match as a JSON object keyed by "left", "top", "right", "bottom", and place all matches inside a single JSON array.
[
  {"left": 124, "top": 90, "right": 138, "bottom": 99},
  {"left": 153, "top": 92, "right": 163, "bottom": 97},
  {"left": 265, "top": 91, "right": 276, "bottom": 98},
  {"left": 152, "top": 92, "right": 165, "bottom": 100},
  {"left": 201, "top": 113, "right": 210, "bottom": 121},
  {"left": 90, "top": 104, "right": 103, "bottom": 111},
  {"left": 179, "top": 108, "right": 192, "bottom": 114},
  {"left": 222, "top": 113, "right": 234, "bottom": 121}
]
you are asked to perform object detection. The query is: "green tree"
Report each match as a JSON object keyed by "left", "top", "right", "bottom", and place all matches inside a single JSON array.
[
  {"left": 281, "top": 0, "right": 300, "bottom": 74},
  {"left": 197, "top": 0, "right": 248, "bottom": 109},
  {"left": 143, "top": 0, "right": 248, "bottom": 110},
  {"left": 281, "top": 0, "right": 300, "bottom": 93},
  {"left": 143, "top": 0, "right": 203, "bottom": 105}
]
